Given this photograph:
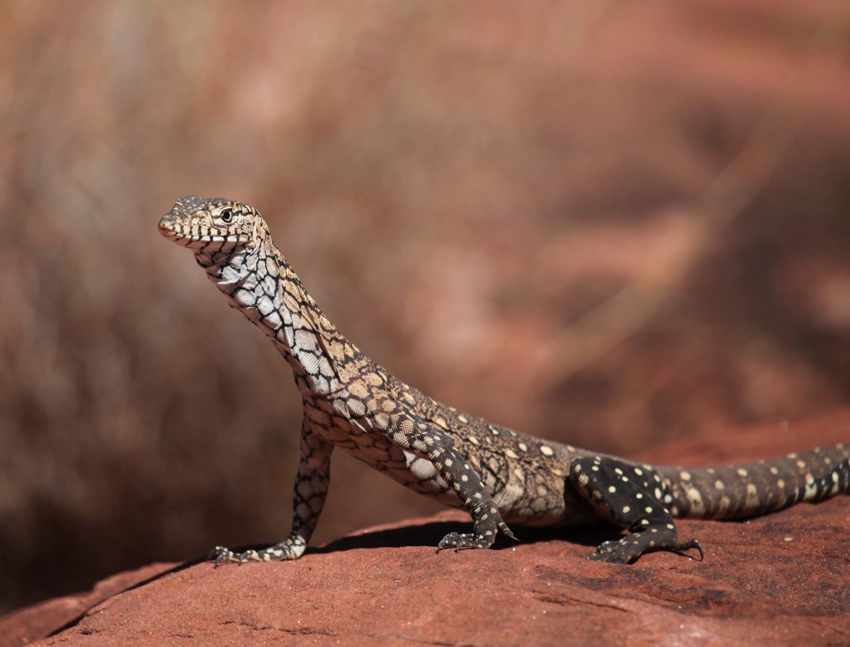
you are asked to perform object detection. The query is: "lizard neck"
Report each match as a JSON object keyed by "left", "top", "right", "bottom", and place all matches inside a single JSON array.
[{"left": 195, "top": 231, "right": 352, "bottom": 397}]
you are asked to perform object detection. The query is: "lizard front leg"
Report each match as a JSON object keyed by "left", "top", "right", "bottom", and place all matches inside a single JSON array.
[
  {"left": 211, "top": 418, "right": 332, "bottom": 565},
  {"left": 386, "top": 415, "right": 516, "bottom": 552}
]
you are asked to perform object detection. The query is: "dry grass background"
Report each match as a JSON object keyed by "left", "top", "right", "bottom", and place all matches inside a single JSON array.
[{"left": 2, "top": 0, "right": 850, "bottom": 612}]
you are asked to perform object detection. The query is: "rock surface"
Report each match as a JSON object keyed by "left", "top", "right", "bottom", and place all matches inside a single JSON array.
[{"left": 2, "top": 413, "right": 848, "bottom": 647}]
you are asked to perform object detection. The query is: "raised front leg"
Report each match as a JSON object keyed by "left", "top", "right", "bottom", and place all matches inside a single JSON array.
[
  {"left": 211, "top": 419, "right": 333, "bottom": 565},
  {"left": 570, "top": 456, "right": 703, "bottom": 564},
  {"left": 386, "top": 415, "right": 516, "bottom": 552}
]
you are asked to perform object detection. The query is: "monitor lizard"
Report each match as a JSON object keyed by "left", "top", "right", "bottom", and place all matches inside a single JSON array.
[{"left": 158, "top": 196, "right": 849, "bottom": 565}]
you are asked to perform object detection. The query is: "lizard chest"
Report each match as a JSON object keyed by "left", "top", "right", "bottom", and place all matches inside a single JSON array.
[{"left": 302, "top": 398, "right": 462, "bottom": 504}]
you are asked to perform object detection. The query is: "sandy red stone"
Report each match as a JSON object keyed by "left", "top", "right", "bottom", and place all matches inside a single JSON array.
[{"left": 2, "top": 412, "right": 847, "bottom": 647}]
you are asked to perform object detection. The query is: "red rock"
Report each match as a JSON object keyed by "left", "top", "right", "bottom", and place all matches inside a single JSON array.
[
  {"left": 0, "top": 564, "right": 176, "bottom": 647},
  {"left": 2, "top": 413, "right": 848, "bottom": 647}
]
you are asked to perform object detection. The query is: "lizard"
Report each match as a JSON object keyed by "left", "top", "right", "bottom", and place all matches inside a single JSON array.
[{"left": 158, "top": 195, "right": 850, "bottom": 565}]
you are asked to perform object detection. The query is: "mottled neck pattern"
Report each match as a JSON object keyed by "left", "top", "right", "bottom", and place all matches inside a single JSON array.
[{"left": 194, "top": 230, "right": 348, "bottom": 397}]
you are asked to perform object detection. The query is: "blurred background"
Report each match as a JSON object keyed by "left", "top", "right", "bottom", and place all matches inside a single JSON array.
[{"left": 2, "top": 0, "right": 850, "bottom": 613}]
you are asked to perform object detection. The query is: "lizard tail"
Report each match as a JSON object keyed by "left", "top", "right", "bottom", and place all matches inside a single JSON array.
[{"left": 654, "top": 444, "right": 849, "bottom": 520}]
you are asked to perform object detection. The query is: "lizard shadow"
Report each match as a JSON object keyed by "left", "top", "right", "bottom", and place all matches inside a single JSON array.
[{"left": 310, "top": 520, "right": 621, "bottom": 555}]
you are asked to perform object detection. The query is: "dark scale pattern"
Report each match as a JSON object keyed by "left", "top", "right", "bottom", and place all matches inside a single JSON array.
[
  {"left": 159, "top": 196, "right": 850, "bottom": 565},
  {"left": 571, "top": 457, "right": 703, "bottom": 563}
]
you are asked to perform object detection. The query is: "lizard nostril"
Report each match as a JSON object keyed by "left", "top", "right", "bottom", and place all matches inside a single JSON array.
[{"left": 157, "top": 215, "right": 177, "bottom": 235}]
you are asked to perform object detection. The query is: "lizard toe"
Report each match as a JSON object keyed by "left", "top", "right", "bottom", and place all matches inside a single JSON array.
[
  {"left": 209, "top": 546, "right": 240, "bottom": 567},
  {"left": 498, "top": 521, "right": 518, "bottom": 542},
  {"left": 673, "top": 538, "right": 704, "bottom": 561},
  {"left": 238, "top": 549, "right": 262, "bottom": 564},
  {"left": 436, "top": 532, "right": 463, "bottom": 552}
]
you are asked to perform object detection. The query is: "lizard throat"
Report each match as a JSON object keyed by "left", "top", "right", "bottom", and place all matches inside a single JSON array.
[{"left": 195, "top": 241, "right": 346, "bottom": 397}]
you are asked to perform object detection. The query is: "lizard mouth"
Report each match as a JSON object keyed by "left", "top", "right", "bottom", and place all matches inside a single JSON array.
[
  {"left": 158, "top": 216, "right": 252, "bottom": 250},
  {"left": 157, "top": 217, "right": 198, "bottom": 248}
]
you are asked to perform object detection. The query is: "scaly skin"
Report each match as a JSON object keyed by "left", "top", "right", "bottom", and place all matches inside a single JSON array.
[{"left": 158, "top": 196, "right": 850, "bottom": 564}]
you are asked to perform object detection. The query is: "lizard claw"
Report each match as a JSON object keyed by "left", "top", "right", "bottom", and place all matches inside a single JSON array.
[
  {"left": 209, "top": 546, "right": 238, "bottom": 567},
  {"left": 499, "top": 521, "right": 518, "bottom": 542}
]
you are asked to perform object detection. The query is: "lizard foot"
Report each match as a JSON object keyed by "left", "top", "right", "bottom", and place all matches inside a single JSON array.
[
  {"left": 588, "top": 534, "right": 703, "bottom": 564},
  {"left": 209, "top": 537, "right": 307, "bottom": 566},
  {"left": 435, "top": 532, "right": 492, "bottom": 552},
  {"left": 435, "top": 517, "right": 517, "bottom": 553}
]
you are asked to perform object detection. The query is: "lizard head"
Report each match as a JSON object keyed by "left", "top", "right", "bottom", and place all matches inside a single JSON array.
[{"left": 158, "top": 195, "right": 266, "bottom": 252}]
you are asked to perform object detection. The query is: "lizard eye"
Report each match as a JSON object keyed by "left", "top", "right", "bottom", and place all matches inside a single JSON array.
[{"left": 220, "top": 208, "right": 233, "bottom": 223}]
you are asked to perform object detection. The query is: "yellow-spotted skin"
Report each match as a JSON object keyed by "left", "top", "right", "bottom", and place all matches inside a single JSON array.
[{"left": 159, "top": 197, "right": 850, "bottom": 565}]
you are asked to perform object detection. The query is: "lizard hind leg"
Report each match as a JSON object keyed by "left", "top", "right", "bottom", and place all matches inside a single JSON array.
[{"left": 570, "top": 456, "right": 703, "bottom": 564}]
